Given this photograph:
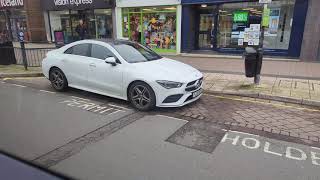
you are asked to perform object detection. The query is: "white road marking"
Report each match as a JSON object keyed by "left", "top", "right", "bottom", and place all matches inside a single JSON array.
[
  {"left": 108, "top": 104, "right": 131, "bottom": 110},
  {"left": 11, "top": 84, "right": 26, "bottom": 88},
  {"left": 59, "top": 98, "right": 126, "bottom": 116},
  {"left": 39, "top": 90, "right": 56, "bottom": 94},
  {"left": 156, "top": 115, "right": 189, "bottom": 123},
  {"left": 107, "top": 110, "right": 123, "bottom": 116},
  {"left": 221, "top": 129, "right": 228, "bottom": 131},
  {"left": 311, "top": 147, "right": 320, "bottom": 151},
  {"left": 70, "top": 96, "right": 90, "bottom": 101},
  {"left": 221, "top": 132, "right": 320, "bottom": 166}
]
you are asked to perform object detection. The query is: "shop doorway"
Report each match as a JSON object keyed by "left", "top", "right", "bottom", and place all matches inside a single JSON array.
[{"left": 196, "top": 6, "right": 218, "bottom": 50}]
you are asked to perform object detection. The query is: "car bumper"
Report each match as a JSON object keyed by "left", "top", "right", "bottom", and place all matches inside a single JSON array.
[
  {"left": 154, "top": 83, "right": 203, "bottom": 107},
  {"left": 157, "top": 91, "right": 202, "bottom": 107}
]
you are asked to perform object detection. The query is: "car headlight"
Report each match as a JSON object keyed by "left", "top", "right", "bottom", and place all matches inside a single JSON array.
[{"left": 156, "top": 80, "right": 183, "bottom": 89}]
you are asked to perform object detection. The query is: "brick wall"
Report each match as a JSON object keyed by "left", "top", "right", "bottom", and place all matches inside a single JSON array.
[
  {"left": 300, "top": 0, "right": 320, "bottom": 61},
  {"left": 24, "top": 0, "right": 46, "bottom": 42}
]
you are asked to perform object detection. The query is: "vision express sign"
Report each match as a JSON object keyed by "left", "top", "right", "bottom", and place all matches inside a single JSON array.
[
  {"left": 42, "top": 0, "right": 114, "bottom": 10},
  {"left": 0, "top": 0, "right": 24, "bottom": 8}
]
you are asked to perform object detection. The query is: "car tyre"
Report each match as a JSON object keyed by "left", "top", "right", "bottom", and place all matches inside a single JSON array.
[
  {"left": 129, "top": 81, "right": 156, "bottom": 111},
  {"left": 49, "top": 67, "right": 68, "bottom": 91}
]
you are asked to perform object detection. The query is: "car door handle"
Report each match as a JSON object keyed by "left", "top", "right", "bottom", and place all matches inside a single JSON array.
[{"left": 89, "top": 63, "right": 96, "bottom": 67}]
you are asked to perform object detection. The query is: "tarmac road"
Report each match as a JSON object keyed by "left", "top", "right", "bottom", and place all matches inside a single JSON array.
[{"left": 0, "top": 77, "right": 319, "bottom": 180}]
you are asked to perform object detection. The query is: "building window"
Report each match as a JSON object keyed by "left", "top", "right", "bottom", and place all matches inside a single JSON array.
[
  {"left": 0, "top": 11, "right": 10, "bottom": 43},
  {"left": 49, "top": 10, "right": 72, "bottom": 43},
  {"left": 263, "top": 0, "right": 295, "bottom": 49},
  {"left": 94, "top": 9, "right": 113, "bottom": 39},
  {"left": 49, "top": 9, "right": 113, "bottom": 43},
  {"left": 217, "top": 0, "right": 295, "bottom": 50},
  {"left": 122, "top": 6, "right": 177, "bottom": 53}
]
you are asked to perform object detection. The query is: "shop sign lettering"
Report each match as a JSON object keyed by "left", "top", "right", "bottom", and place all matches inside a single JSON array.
[
  {"left": 0, "top": 0, "right": 23, "bottom": 8},
  {"left": 54, "top": 0, "right": 93, "bottom": 6}
]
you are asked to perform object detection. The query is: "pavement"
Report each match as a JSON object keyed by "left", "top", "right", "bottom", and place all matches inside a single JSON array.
[
  {"left": 1, "top": 77, "right": 320, "bottom": 179},
  {"left": 0, "top": 65, "right": 42, "bottom": 78},
  {"left": 202, "top": 73, "right": 320, "bottom": 106},
  {"left": 167, "top": 55, "right": 320, "bottom": 80}
]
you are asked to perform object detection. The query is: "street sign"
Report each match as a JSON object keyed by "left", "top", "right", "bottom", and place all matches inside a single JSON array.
[
  {"left": 259, "top": 0, "right": 272, "bottom": 3},
  {"left": 18, "top": 31, "right": 24, "bottom": 42}
]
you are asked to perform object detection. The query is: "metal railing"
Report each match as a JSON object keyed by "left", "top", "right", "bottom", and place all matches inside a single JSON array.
[{"left": 14, "top": 47, "right": 56, "bottom": 67}]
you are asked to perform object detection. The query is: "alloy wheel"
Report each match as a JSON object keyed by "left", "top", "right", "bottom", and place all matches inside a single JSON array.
[
  {"left": 51, "top": 70, "right": 64, "bottom": 90},
  {"left": 131, "top": 85, "right": 151, "bottom": 109}
]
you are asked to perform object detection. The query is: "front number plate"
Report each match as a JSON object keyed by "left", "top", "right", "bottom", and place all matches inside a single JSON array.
[{"left": 192, "top": 89, "right": 202, "bottom": 98}]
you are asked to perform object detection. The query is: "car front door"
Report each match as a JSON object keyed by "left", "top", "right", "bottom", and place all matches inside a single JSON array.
[
  {"left": 87, "top": 43, "right": 123, "bottom": 97},
  {"left": 62, "top": 43, "right": 91, "bottom": 88}
]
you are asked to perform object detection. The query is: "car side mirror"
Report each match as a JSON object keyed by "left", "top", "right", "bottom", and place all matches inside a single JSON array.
[{"left": 105, "top": 57, "right": 117, "bottom": 66}]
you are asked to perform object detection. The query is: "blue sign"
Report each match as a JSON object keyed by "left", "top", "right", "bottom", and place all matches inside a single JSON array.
[{"left": 18, "top": 31, "right": 24, "bottom": 42}]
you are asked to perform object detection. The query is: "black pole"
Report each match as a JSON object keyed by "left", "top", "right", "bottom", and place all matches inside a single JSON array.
[{"left": 20, "top": 41, "right": 28, "bottom": 70}]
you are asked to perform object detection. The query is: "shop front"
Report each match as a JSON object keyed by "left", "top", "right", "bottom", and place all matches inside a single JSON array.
[
  {"left": 181, "top": 0, "right": 308, "bottom": 57},
  {"left": 116, "top": 0, "right": 181, "bottom": 54},
  {"left": 42, "top": 0, "right": 115, "bottom": 44},
  {"left": 0, "top": 0, "right": 46, "bottom": 42}
]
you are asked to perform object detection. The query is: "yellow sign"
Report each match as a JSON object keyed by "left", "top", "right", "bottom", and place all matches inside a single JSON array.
[{"left": 262, "top": 5, "right": 270, "bottom": 27}]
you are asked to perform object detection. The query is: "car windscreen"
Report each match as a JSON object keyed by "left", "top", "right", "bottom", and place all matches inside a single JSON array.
[{"left": 112, "top": 42, "right": 162, "bottom": 63}]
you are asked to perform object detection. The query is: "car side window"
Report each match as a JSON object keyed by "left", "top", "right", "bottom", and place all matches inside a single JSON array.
[
  {"left": 64, "top": 44, "right": 90, "bottom": 57},
  {"left": 64, "top": 47, "right": 73, "bottom": 54},
  {"left": 91, "top": 44, "right": 115, "bottom": 60}
]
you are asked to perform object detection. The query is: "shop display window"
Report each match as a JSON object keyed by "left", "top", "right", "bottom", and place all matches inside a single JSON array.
[
  {"left": 49, "top": 9, "right": 113, "bottom": 43},
  {"left": 263, "top": 0, "right": 295, "bottom": 49},
  {"left": 122, "top": 6, "right": 177, "bottom": 53},
  {"left": 94, "top": 9, "right": 113, "bottom": 39},
  {"left": 217, "top": 0, "right": 295, "bottom": 50}
]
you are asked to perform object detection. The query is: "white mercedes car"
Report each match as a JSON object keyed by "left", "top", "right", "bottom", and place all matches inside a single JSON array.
[{"left": 42, "top": 39, "right": 203, "bottom": 111}]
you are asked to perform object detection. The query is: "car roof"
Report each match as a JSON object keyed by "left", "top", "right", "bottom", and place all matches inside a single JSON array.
[{"left": 93, "top": 39, "right": 136, "bottom": 46}]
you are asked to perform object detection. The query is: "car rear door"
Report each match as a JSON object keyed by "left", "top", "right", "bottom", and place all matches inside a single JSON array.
[
  {"left": 62, "top": 43, "right": 91, "bottom": 88},
  {"left": 87, "top": 43, "right": 123, "bottom": 97}
]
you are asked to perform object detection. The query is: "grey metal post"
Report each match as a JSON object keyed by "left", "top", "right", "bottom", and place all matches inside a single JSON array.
[
  {"left": 20, "top": 41, "right": 28, "bottom": 70},
  {"left": 254, "top": 3, "right": 268, "bottom": 85}
]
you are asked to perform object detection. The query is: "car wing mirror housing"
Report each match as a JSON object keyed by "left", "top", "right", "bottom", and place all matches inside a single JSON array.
[{"left": 105, "top": 57, "right": 117, "bottom": 66}]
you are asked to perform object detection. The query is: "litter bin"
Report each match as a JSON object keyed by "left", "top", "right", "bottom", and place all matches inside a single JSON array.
[{"left": 244, "top": 47, "right": 258, "bottom": 78}]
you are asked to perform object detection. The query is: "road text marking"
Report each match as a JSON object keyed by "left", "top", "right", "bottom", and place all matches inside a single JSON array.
[
  {"left": 221, "top": 132, "right": 320, "bottom": 166},
  {"left": 60, "top": 98, "right": 126, "bottom": 115}
]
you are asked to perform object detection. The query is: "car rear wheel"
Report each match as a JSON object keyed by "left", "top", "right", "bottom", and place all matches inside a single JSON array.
[
  {"left": 129, "top": 82, "right": 156, "bottom": 111},
  {"left": 49, "top": 68, "right": 68, "bottom": 91}
]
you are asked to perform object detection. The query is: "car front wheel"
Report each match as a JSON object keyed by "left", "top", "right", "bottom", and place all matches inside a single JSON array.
[
  {"left": 49, "top": 67, "right": 68, "bottom": 91},
  {"left": 129, "top": 82, "right": 156, "bottom": 111}
]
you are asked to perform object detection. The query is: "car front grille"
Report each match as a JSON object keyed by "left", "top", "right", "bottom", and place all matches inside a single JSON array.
[{"left": 185, "top": 77, "right": 203, "bottom": 92}]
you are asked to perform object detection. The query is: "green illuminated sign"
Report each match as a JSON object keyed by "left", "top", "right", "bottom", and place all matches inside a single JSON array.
[{"left": 233, "top": 11, "right": 249, "bottom": 22}]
